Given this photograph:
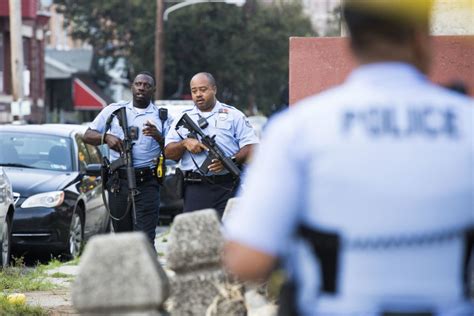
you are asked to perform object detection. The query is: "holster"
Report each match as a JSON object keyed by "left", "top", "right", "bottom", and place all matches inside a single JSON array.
[{"left": 101, "top": 157, "right": 110, "bottom": 189}]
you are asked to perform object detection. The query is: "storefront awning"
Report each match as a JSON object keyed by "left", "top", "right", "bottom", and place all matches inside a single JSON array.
[{"left": 73, "top": 78, "right": 107, "bottom": 110}]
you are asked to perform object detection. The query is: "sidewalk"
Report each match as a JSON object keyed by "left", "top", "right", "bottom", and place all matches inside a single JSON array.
[{"left": 24, "top": 227, "right": 170, "bottom": 315}]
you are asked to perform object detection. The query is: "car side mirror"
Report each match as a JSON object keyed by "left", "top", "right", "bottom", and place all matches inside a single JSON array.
[{"left": 85, "top": 164, "right": 102, "bottom": 176}]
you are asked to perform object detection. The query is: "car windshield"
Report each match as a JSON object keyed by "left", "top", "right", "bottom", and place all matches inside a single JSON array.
[{"left": 0, "top": 132, "right": 73, "bottom": 172}]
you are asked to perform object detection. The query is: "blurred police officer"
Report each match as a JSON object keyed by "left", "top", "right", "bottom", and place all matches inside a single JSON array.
[
  {"left": 224, "top": 1, "right": 474, "bottom": 315},
  {"left": 84, "top": 71, "right": 168, "bottom": 245},
  {"left": 165, "top": 72, "right": 258, "bottom": 216}
]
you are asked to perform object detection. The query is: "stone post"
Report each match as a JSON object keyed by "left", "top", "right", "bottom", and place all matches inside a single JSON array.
[
  {"left": 72, "top": 232, "right": 170, "bottom": 315},
  {"left": 166, "top": 209, "right": 246, "bottom": 315}
]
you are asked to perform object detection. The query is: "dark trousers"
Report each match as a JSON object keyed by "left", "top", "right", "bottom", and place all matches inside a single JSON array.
[
  {"left": 108, "top": 178, "right": 160, "bottom": 245},
  {"left": 183, "top": 178, "right": 239, "bottom": 217}
]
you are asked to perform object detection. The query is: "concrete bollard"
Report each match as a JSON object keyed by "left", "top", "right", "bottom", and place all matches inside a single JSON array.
[
  {"left": 166, "top": 209, "right": 246, "bottom": 315},
  {"left": 72, "top": 232, "right": 170, "bottom": 315}
]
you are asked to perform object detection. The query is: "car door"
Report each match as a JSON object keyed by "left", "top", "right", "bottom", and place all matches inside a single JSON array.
[
  {"left": 84, "top": 142, "right": 109, "bottom": 232},
  {"left": 75, "top": 135, "right": 103, "bottom": 238}
]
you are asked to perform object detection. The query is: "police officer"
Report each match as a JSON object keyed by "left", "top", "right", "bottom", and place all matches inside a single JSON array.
[
  {"left": 224, "top": 1, "right": 473, "bottom": 315},
  {"left": 165, "top": 72, "right": 258, "bottom": 216},
  {"left": 83, "top": 71, "right": 168, "bottom": 245}
]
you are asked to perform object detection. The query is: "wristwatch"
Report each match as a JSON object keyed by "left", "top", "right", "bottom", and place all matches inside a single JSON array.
[{"left": 231, "top": 156, "right": 237, "bottom": 164}]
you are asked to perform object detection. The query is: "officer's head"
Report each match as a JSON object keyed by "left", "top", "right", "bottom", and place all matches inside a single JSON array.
[
  {"left": 190, "top": 72, "right": 217, "bottom": 112},
  {"left": 131, "top": 71, "right": 155, "bottom": 108},
  {"left": 343, "top": 0, "right": 433, "bottom": 74}
]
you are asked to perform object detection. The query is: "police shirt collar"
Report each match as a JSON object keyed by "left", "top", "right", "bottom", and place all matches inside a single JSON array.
[
  {"left": 126, "top": 100, "right": 155, "bottom": 114},
  {"left": 190, "top": 100, "right": 222, "bottom": 115},
  {"left": 347, "top": 62, "right": 426, "bottom": 85}
]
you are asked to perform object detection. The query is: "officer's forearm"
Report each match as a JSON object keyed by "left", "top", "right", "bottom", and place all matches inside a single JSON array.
[
  {"left": 164, "top": 141, "right": 187, "bottom": 161},
  {"left": 233, "top": 144, "right": 254, "bottom": 164},
  {"left": 223, "top": 241, "right": 276, "bottom": 281},
  {"left": 83, "top": 129, "right": 103, "bottom": 146}
]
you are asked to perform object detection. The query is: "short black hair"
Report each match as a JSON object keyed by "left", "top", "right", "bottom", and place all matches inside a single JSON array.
[
  {"left": 135, "top": 71, "right": 155, "bottom": 86},
  {"left": 343, "top": 0, "right": 431, "bottom": 53}
]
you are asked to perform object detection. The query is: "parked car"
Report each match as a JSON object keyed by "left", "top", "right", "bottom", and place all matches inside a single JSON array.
[
  {"left": 0, "top": 124, "right": 111, "bottom": 259},
  {"left": 0, "top": 167, "right": 14, "bottom": 267}
]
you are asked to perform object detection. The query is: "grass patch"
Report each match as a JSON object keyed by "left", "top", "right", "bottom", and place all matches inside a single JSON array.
[
  {"left": 0, "top": 257, "right": 65, "bottom": 293},
  {"left": 48, "top": 272, "right": 70, "bottom": 278},
  {"left": 0, "top": 295, "right": 47, "bottom": 316},
  {"left": 0, "top": 266, "right": 55, "bottom": 293}
]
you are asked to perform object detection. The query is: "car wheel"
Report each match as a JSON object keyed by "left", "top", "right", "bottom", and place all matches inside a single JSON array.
[
  {"left": 1, "top": 217, "right": 11, "bottom": 268},
  {"left": 66, "top": 211, "right": 84, "bottom": 259}
]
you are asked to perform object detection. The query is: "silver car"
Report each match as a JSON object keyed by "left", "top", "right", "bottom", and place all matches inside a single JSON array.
[{"left": 0, "top": 167, "right": 14, "bottom": 268}]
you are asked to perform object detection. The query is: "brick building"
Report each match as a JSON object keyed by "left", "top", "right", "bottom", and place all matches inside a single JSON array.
[{"left": 0, "top": 0, "right": 49, "bottom": 123}]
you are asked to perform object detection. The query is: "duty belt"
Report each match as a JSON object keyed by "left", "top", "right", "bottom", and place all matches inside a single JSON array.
[
  {"left": 298, "top": 224, "right": 474, "bottom": 295},
  {"left": 117, "top": 167, "right": 156, "bottom": 184},
  {"left": 184, "top": 171, "right": 236, "bottom": 184}
]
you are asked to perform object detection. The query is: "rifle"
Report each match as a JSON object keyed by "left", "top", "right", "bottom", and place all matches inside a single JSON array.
[
  {"left": 102, "top": 106, "right": 137, "bottom": 226},
  {"left": 176, "top": 113, "right": 241, "bottom": 177}
]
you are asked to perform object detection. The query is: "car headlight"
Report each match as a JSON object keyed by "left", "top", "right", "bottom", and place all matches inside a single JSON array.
[{"left": 21, "top": 191, "right": 65, "bottom": 208}]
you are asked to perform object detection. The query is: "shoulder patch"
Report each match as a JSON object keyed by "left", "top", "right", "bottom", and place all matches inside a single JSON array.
[{"left": 221, "top": 103, "right": 237, "bottom": 111}]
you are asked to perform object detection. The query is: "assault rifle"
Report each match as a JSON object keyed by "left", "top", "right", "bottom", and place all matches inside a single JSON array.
[
  {"left": 176, "top": 113, "right": 241, "bottom": 177},
  {"left": 102, "top": 106, "right": 137, "bottom": 225}
]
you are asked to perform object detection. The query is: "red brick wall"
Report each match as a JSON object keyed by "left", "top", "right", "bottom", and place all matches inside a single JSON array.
[
  {"left": 0, "top": 0, "right": 38, "bottom": 19},
  {"left": 289, "top": 36, "right": 474, "bottom": 105}
]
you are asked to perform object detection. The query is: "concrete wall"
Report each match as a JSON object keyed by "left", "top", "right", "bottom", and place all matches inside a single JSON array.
[
  {"left": 289, "top": 36, "right": 474, "bottom": 105},
  {"left": 431, "top": 0, "right": 474, "bottom": 35}
]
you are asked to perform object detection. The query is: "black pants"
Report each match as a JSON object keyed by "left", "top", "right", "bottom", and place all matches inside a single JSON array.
[
  {"left": 183, "top": 178, "right": 239, "bottom": 217},
  {"left": 108, "top": 177, "right": 160, "bottom": 245}
]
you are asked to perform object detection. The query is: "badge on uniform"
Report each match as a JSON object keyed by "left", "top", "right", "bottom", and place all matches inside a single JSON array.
[{"left": 218, "top": 108, "right": 229, "bottom": 121}]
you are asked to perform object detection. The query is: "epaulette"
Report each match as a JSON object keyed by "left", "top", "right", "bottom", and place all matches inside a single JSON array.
[{"left": 108, "top": 100, "right": 129, "bottom": 108}]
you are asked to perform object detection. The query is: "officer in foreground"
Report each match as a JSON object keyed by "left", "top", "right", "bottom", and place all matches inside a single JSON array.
[
  {"left": 83, "top": 71, "right": 167, "bottom": 245},
  {"left": 165, "top": 72, "right": 258, "bottom": 216},
  {"left": 224, "top": 1, "right": 473, "bottom": 315}
]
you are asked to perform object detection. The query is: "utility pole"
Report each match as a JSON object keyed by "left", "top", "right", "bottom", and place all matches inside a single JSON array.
[
  {"left": 9, "top": 0, "right": 25, "bottom": 120},
  {"left": 155, "top": 0, "right": 165, "bottom": 100}
]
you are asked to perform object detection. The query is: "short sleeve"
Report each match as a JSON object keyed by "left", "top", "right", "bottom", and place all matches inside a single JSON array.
[
  {"left": 233, "top": 110, "right": 259, "bottom": 147},
  {"left": 88, "top": 105, "right": 120, "bottom": 133},
  {"left": 165, "top": 113, "right": 184, "bottom": 146}
]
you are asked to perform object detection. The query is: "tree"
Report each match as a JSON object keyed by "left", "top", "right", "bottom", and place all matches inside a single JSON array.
[{"left": 54, "top": 0, "right": 314, "bottom": 114}]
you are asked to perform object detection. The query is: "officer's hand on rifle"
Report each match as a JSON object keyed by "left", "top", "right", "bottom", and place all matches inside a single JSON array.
[
  {"left": 182, "top": 138, "right": 208, "bottom": 154},
  {"left": 208, "top": 159, "right": 224, "bottom": 173},
  {"left": 104, "top": 134, "right": 124, "bottom": 153}
]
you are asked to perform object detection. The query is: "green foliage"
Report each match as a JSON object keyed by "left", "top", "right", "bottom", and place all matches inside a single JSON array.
[
  {"left": 0, "top": 265, "right": 55, "bottom": 293},
  {"left": 53, "top": 0, "right": 314, "bottom": 114},
  {"left": 0, "top": 295, "right": 47, "bottom": 316}
]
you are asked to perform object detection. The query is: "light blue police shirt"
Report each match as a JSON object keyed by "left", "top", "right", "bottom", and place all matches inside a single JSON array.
[
  {"left": 89, "top": 100, "right": 171, "bottom": 168},
  {"left": 225, "top": 62, "right": 474, "bottom": 315},
  {"left": 165, "top": 101, "right": 259, "bottom": 174}
]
